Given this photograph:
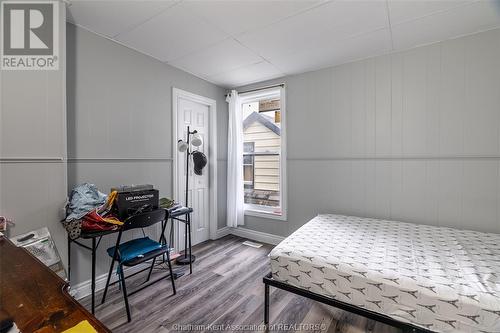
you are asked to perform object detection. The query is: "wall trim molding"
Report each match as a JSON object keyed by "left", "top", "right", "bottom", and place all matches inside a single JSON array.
[
  {"left": 70, "top": 226, "right": 282, "bottom": 300},
  {"left": 69, "top": 264, "right": 147, "bottom": 300},
  {"left": 0, "top": 157, "right": 175, "bottom": 163},
  {"left": 215, "top": 225, "right": 285, "bottom": 244},
  {"left": 0, "top": 157, "right": 64, "bottom": 163},
  {"left": 230, "top": 227, "right": 285, "bottom": 245},
  {"left": 214, "top": 226, "right": 230, "bottom": 239},
  {"left": 67, "top": 157, "right": 173, "bottom": 163},
  {"left": 288, "top": 155, "right": 500, "bottom": 161}
]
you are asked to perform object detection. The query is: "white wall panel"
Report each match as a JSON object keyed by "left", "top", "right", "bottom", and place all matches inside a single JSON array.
[
  {"left": 402, "top": 49, "right": 427, "bottom": 155},
  {"left": 330, "top": 160, "right": 352, "bottom": 213},
  {"left": 390, "top": 161, "right": 403, "bottom": 221},
  {"left": 365, "top": 59, "right": 377, "bottom": 157},
  {"left": 1, "top": 71, "right": 65, "bottom": 158},
  {"left": 374, "top": 161, "right": 392, "bottom": 218},
  {"left": 374, "top": 58, "right": 392, "bottom": 156},
  {"left": 66, "top": 24, "right": 228, "bottom": 284},
  {"left": 425, "top": 45, "right": 441, "bottom": 157},
  {"left": 350, "top": 63, "right": 366, "bottom": 157},
  {"left": 463, "top": 30, "right": 500, "bottom": 156},
  {"left": 426, "top": 160, "right": 440, "bottom": 225},
  {"left": 331, "top": 66, "right": 352, "bottom": 156},
  {"left": 400, "top": 161, "right": 428, "bottom": 224},
  {"left": 390, "top": 54, "right": 403, "bottom": 156},
  {"left": 437, "top": 160, "right": 463, "bottom": 228},
  {"left": 363, "top": 160, "right": 377, "bottom": 217},
  {"left": 1, "top": 162, "right": 68, "bottom": 263},
  {"left": 286, "top": 71, "right": 333, "bottom": 159},
  {"left": 440, "top": 38, "right": 465, "bottom": 156},
  {"left": 237, "top": 28, "right": 500, "bottom": 236},
  {"left": 0, "top": 2, "right": 67, "bottom": 267},
  {"left": 350, "top": 160, "right": 367, "bottom": 217},
  {"left": 461, "top": 160, "right": 498, "bottom": 232}
]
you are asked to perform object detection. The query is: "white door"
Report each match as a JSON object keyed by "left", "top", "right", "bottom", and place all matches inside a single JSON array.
[{"left": 176, "top": 97, "right": 210, "bottom": 247}]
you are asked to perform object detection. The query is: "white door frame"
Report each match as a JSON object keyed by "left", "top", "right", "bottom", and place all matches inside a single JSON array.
[{"left": 172, "top": 87, "right": 218, "bottom": 252}]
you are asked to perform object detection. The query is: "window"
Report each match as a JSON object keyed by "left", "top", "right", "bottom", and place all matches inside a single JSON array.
[
  {"left": 240, "top": 87, "right": 286, "bottom": 219},
  {"left": 243, "top": 142, "right": 255, "bottom": 189}
]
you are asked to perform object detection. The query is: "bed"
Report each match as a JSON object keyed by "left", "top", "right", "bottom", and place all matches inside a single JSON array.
[{"left": 264, "top": 214, "right": 500, "bottom": 333}]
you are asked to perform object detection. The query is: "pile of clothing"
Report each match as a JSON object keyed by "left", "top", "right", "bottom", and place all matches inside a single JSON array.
[
  {"left": 63, "top": 183, "right": 123, "bottom": 239},
  {"left": 159, "top": 197, "right": 180, "bottom": 210}
]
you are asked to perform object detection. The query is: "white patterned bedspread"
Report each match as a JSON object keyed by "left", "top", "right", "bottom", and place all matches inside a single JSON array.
[{"left": 269, "top": 214, "right": 500, "bottom": 333}]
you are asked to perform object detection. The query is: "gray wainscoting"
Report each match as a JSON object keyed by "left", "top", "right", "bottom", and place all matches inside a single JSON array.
[
  {"left": 0, "top": 2, "right": 68, "bottom": 268},
  {"left": 66, "top": 23, "right": 228, "bottom": 284},
  {"left": 236, "top": 28, "right": 500, "bottom": 237}
]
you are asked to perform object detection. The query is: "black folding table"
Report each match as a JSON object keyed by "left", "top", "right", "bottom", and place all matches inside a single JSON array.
[{"left": 67, "top": 207, "right": 193, "bottom": 314}]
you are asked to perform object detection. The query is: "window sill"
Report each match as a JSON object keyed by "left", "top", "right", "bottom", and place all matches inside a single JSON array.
[{"left": 244, "top": 208, "right": 287, "bottom": 221}]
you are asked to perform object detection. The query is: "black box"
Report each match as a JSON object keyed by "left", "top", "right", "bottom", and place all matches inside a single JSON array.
[{"left": 115, "top": 189, "right": 159, "bottom": 220}]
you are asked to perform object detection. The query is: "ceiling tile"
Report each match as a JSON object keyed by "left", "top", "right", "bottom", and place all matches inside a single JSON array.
[
  {"left": 115, "top": 2, "right": 230, "bottom": 62},
  {"left": 387, "top": 0, "right": 475, "bottom": 25},
  {"left": 269, "top": 28, "right": 392, "bottom": 75},
  {"left": 329, "top": 28, "right": 393, "bottom": 64},
  {"left": 209, "top": 61, "right": 284, "bottom": 88},
  {"left": 67, "top": 0, "right": 500, "bottom": 87},
  {"left": 183, "top": 0, "right": 322, "bottom": 36},
  {"left": 168, "top": 38, "right": 262, "bottom": 78},
  {"left": 67, "top": 1, "right": 178, "bottom": 38},
  {"left": 392, "top": 0, "right": 500, "bottom": 50},
  {"left": 237, "top": 0, "right": 389, "bottom": 60}
]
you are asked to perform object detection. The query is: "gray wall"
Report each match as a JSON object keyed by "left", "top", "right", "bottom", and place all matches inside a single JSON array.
[
  {"left": 66, "top": 23, "right": 227, "bottom": 285},
  {"left": 0, "top": 2, "right": 68, "bottom": 264},
  {"left": 237, "top": 28, "right": 500, "bottom": 237}
]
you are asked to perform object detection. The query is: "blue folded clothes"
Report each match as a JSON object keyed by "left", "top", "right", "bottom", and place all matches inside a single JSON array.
[
  {"left": 66, "top": 183, "right": 107, "bottom": 222},
  {"left": 107, "top": 237, "right": 165, "bottom": 263}
]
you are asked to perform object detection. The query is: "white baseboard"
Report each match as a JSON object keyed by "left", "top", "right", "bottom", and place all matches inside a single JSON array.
[
  {"left": 69, "top": 264, "right": 149, "bottom": 300},
  {"left": 214, "top": 226, "right": 230, "bottom": 239},
  {"left": 71, "top": 227, "right": 283, "bottom": 300},
  {"left": 230, "top": 227, "right": 285, "bottom": 245}
]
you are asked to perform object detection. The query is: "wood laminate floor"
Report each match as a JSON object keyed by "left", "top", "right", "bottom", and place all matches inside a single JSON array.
[{"left": 80, "top": 235, "right": 402, "bottom": 333}]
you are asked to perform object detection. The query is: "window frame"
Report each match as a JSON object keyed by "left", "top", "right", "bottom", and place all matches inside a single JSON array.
[
  {"left": 243, "top": 142, "right": 255, "bottom": 189},
  {"left": 239, "top": 86, "right": 287, "bottom": 221}
]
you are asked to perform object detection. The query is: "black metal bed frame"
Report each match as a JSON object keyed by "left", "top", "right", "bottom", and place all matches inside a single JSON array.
[{"left": 263, "top": 273, "right": 434, "bottom": 333}]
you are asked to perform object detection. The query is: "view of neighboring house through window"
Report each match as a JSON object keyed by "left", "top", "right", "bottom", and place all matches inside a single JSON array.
[
  {"left": 241, "top": 88, "right": 285, "bottom": 218},
  {"left": 243, "top": 142, "right": 255, "bottom": 189}
]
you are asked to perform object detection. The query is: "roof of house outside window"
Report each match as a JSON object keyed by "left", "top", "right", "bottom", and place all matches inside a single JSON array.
[{"left": 243, "top": 112, "right": 281, "bottom": 136}]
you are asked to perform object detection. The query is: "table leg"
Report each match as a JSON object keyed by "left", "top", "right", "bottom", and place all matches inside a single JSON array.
[
  {"left": 67, "top": 236, "right": 71, "bottom": 282},
  {"left": 160, "top": 220, "right": 166, "bottom": 263},
  {"left": 175, "top": 212, "right": 196, "bottom": 269},
  {"left": 91, "top": 237, "right": 96, "bottom": 314},
  {"left": 160, "top": 220, "right": 166, "bottom": 246},
  {"left": 169, "top": 218, "right": 174, "bottom": 247},
  {"left": 188, "top": 213, "right": 192, "bottom": 274},
  {"left": 184, "top": 220, "right": 188, "bottom": 259},
  {"left": 264, "top": 283, "right": 270, "bottom": 326}
]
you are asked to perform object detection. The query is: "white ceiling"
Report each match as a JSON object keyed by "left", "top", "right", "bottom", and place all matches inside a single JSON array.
[{"left": 67, "top": 0, "right": 500, "bottom": 88}]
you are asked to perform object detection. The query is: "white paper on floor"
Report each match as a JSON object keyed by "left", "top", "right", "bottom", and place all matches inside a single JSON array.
[{"left": 242, "top": 240, "right": 263, "bottom": 248}]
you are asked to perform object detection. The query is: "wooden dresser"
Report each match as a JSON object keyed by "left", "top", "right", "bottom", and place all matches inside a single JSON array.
[{"left": 0, "top": 236, "right": 110, "bottom": 333}]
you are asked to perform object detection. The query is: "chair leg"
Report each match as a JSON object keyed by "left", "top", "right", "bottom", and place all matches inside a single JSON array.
[
  {"left": 165, "top": 251, "right": 176, "bottom": 295},
  {"left": 119, "top": 264, "right": 132, "bottom": 322},
  {"left": 101, "top": 258, "right": 116, "bottom": 304},
  {"left": 146, "top": 257, "right": 156, "bottom": 283},
  {"left": 264, "top": 283, "right": 270, "bottom": 327}
]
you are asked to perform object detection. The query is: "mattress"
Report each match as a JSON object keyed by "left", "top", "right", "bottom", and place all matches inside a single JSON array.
[{"left": 269, "top": 214, "right": 500, "bottom": 333}]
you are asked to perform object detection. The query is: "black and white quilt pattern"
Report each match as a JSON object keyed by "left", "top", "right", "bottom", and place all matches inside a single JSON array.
[{"left": 269, "top": 214, "right": 500, "bottom": 333}]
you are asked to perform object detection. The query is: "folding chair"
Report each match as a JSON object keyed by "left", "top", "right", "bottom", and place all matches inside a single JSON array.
[{"left": 100, "top": 209, "right": 176, "bottom": 322}]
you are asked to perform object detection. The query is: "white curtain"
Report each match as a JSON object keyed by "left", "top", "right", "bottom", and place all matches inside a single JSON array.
[{"left": 226, "top": 90, "right": 244, "bottom": 227}]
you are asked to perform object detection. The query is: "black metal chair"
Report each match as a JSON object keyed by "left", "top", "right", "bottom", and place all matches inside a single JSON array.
[{"left": 100, "top": 209, "right": 176, "bottom": 322}]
